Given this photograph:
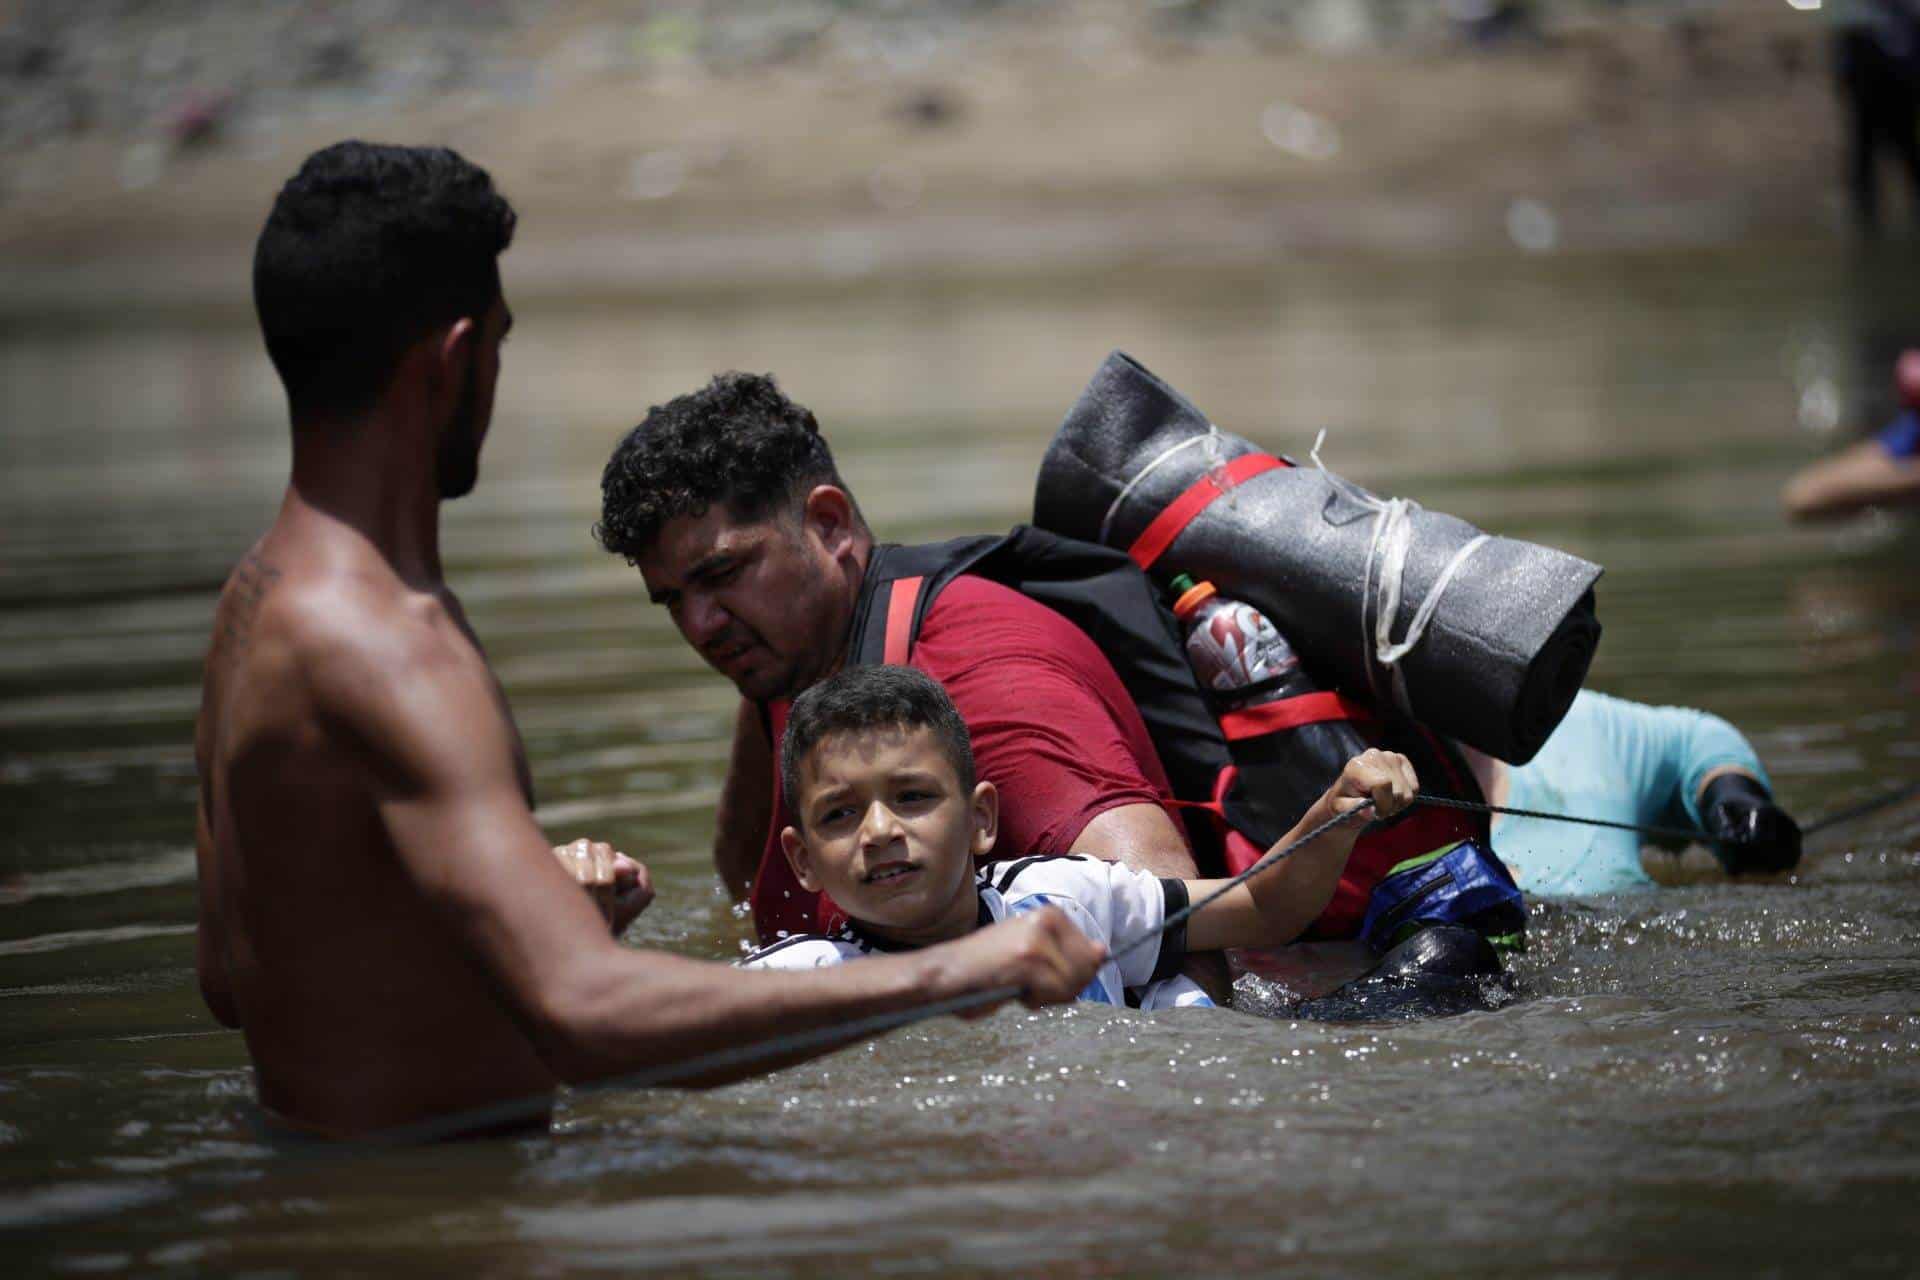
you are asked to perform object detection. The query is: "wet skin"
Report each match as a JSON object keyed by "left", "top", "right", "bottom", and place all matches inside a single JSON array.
[{"left": 194, "top": 300, "right": 574, "bottom": 1133}]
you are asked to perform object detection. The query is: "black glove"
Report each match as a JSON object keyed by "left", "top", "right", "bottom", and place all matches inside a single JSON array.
[{"left": 1699, "top": 772, "right": 1802, "bottom": 875}]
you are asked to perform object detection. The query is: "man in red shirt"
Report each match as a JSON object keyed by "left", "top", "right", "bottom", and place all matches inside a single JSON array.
[{"left": 595, "top": 373, "right": 1223, "bottom": 992}]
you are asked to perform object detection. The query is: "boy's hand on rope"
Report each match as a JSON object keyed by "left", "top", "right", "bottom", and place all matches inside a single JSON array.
[{"left": 1327, "top": 750, "right": 1419, "bottom": 823}]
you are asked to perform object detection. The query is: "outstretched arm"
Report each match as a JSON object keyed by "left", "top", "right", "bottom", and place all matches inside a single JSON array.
[
  {"left": 1611, "top": 695, "right": 1800, "bottom": 875},
  {"left": 1181, "top": 750, "right": 1417, "bottom": 953},
  {"left": 321, "top": 623, "right": 1102, "bottom": 1090},
  {"left": 1782, "top": 438, "right": 1920, "bottom": 522}
]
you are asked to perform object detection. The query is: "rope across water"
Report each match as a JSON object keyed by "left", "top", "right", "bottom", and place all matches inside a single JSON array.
[
  {"left": 1801, "top": 780, "right": 1920, "bottom": 835},
  {"left": 1411, "top": 793, "right": 1701, "bottom": 844},
  {"left": 351, "top": 781, "right": 1916, "bottom": 1148},
  {"left": 1423, "top": 780, "right": 1920, "bottom": 843},
  {"left": 358, "top": 801, "right": 1380, "bottom": 1148}
]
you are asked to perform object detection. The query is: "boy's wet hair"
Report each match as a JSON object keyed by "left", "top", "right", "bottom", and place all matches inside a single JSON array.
[
  {"left": 253, "top": 141, "right": 516, "bottom": 419},
  {"left": 594, "top": 371, "right": 860, "bottom": 563},
  {"left": 780, "top": 665, "right": 976, "bottom": 825}
]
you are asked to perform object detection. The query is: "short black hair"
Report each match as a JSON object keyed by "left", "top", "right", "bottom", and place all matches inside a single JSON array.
[
  {"left": 780, "top": 665, "right": 976, "bottom": 825},
  {"left": 253, "top": 140, "right": 517, "bottom": 418},
  {"left": 594, "top": 372, "right": 855, "bottom": 564}
]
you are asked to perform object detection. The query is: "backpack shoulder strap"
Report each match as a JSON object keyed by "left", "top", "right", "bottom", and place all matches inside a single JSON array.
[{"left": 846, "top": 534, "right": 1011, "bottom": 667}]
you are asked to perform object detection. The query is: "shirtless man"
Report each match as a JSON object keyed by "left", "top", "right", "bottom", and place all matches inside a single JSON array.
[{"left": 193, "top": 141, "right": 1102, "bottom": 1141}]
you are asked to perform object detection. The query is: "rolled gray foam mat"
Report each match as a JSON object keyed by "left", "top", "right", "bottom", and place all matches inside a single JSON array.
[{"left": 1032, "top": 351, "right": 1602, "bottom": 764}]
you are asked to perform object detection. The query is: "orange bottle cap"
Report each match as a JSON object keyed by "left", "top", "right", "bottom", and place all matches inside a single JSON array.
[{"left": 1172, "top": 579, "right": 1217, "bottom": 619}]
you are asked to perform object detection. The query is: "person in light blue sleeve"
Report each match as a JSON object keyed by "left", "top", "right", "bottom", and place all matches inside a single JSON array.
[{"left": 1464, "top": 690, "right": 1802, "bottom": 897}]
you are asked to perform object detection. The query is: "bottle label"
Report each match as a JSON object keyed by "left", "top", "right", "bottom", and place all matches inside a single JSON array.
[{"left": 1191, "top": 600, "right": 1297, "bottom": 692}]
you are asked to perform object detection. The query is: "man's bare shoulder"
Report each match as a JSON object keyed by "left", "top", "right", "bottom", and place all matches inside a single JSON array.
[
  {"left": 217, "top": 541, "right": 483, "bottom": 730},
  {"left": 294, "top": 577, "right": 483, "bottom": 712}
]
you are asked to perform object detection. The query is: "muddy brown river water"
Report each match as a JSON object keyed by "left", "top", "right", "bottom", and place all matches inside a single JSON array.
[{"left": 2, "top": 243, "right": 1917, "bottom": 1275}]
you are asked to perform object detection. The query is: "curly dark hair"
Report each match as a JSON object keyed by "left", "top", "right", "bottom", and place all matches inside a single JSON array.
[
  {"left": 595, "top": 371, "right": 857, "bottom": 563},
  {"left": 781, "top": 664, "right": 977, "bottom": 826},
  {"left": 253, "top": 140, "right": 516, "bottom": 418}
]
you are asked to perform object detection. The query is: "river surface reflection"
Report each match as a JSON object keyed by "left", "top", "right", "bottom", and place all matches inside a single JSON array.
[{"left": 2, "top": 245, "right": 1917, "bottom": 1275}]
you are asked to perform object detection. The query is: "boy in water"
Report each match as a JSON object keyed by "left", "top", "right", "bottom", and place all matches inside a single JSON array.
[{"left": 745, "top": 665, "right": 1418, "bottom": 1007}]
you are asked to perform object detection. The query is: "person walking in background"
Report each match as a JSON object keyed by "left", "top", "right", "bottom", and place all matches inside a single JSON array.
[{"left": 1833, "top": 0, "right": 1920, "bottom": 235}]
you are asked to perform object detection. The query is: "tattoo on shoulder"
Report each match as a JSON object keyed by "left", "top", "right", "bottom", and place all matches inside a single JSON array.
[{"left": 222, "top": 552, "right": 283, "bottom": 651}]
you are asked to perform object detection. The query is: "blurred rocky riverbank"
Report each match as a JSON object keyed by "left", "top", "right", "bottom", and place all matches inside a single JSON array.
[{"left": 0, "top": 0, "right": 1867, "bottom": 309}]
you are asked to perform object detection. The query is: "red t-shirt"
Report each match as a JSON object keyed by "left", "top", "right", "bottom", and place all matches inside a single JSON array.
[{"left": 748, "top": 575, "right": 1181, "bottom": 943}]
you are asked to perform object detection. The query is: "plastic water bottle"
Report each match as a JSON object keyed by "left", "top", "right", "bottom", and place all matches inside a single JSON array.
[
  {"left": 1169, "top": 574, "right": 1300, "bottom": 704},
  {"left": 1170, "top": 574, "right": 1368, "bottom": 830}
]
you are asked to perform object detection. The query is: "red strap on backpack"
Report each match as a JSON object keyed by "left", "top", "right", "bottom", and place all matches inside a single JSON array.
[
  {"left": 1126, "top": 453, "right": 1287, "bottom": 570},
  {"left": 1218, "top": 691, "right": 1374, "bottom": 740},
  {"left": 883, "top": 576, "right": 924, "bottom": 665}
]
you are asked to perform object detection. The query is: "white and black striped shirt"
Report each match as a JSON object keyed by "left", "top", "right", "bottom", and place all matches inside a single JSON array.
[{"left": 742, "top": 855, "right": 1213, "bottom": 1010}]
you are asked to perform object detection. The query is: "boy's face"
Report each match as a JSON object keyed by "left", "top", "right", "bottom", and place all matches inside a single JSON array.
[{"left": 780, "top": 723, "right": 997, "bottom": 945}]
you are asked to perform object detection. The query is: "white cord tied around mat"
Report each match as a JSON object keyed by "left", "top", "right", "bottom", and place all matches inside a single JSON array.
[
  {"left": 1098, "top": 424, "right": 1238, "bottom": 547},
  {"left": 1310, "top": 429, "right": 1489, "bottom": 719}
]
